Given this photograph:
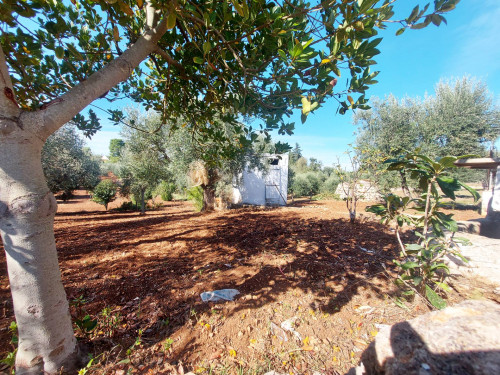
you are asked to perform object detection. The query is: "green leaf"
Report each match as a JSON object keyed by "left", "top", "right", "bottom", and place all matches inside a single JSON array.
[
  {"left": 425, "top": 285, "right": 447, "bottom": 309},
  {"left": 434, "top": 281, "right": 451, "bottom": 292},
  {"left": 395, "top": 28, "right": 405, "bottom": 36},
  {"left": 166, "top": 13, "right": 177, "bottom": 29},
  {"left": 401, "top": 261, "right": 419, "bottom": 270},
  {"left": 405, "top": 243, "right": 423, "bottom": 251},
  {"left": 55, "top": 46, "right": 64, "bottom": 59},
  {"left": 459, "top": 182, "right": 480, "bottom": 202},
  {"left": 436, "top": 176, "right": 460, "bottom": 200},
  {"left": 230, "top": 0, "right": 245, "bottom": 17},
  {"left": 394, "top": 297, "right": 409, "bottom": 310},
  {"left": 437, "top": 156, "right": 457, "bottom": 169},
  {"left": 203, "top": 41, "right": 211, "bottom": 55},
  {"left": 193, "top": 57, "right": 204, "bottom": 64},
  {"left": 407, "top": 5, "right": 419, "bottom": 23},
  {"left": 412, "top": 276, "right": 423, "bottom": 286}
]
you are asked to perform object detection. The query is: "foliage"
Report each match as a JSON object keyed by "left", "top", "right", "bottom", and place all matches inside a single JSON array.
[
  {"left": 321, "top": 174, "right": 341, "bottom": 194},
  {"left": 91, "top": 180, "right": 118, "bottom": 210},
  {"left": 109, "top": 139, "right": 125, "bottom": 161},
  {"left": 366, "top": 151, "right": 479, "bottom": 309},
  {"left": 118, "top": 110, "right": 170, "bottom": 213},
  {"left": 155, "top": 181, "right": 176, "bottom": 202},
  {"left": 289, "top": 143, "right": 303, "bottom": 164},
  {"left": 187, "top": 186, "right": 204, "bottom": 212},
  {"left": 42, "top": 124, "right": 101, "bottom": 200},
  {"left": 98, "top": 307, "right": 123, "bottom": 338},
  {"left": 2, "top": 0, "right": 456, "bottom": 138},
  {"left": 292, "top": 172, "right": 323, "bottom": 197},
  {"left": 0, "top": 321, "right": 18, "bottom": 374},
  {"left": 335, "top": 147, "right": 383, "bottom": 223},
  {"left": 355, "top": 77, "right": 500, "bottom": 185}
]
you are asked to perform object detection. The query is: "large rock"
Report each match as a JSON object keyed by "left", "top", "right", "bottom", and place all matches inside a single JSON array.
[{"left": 354, "top": 300, "right": 500, "bottom": 375}]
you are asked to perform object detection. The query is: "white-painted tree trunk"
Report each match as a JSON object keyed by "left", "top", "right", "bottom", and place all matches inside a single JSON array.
[
  {"left": 0, "top": 117, "right": 78, "bottom": 374},
  {"left": 0, "top": 11, "right": 169, "bottom": 373}
]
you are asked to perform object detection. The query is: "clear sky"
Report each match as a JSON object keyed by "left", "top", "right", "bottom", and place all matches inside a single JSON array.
[{"left": 84, "top": 0, "right": 500, "bottom": 166}]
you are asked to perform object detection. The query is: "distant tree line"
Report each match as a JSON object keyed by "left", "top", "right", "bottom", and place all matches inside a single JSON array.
[{"left": 354, "top": 77, "right": 500, "bottom": 188}]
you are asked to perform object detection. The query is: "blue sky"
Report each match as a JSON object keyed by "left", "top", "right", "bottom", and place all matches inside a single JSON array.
[{"left": 85, "top": 0, "right": 500, "bottom": 166}]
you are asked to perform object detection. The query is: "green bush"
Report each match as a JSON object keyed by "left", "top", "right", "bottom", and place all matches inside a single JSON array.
[
  {"left": 91, "top": 180, "right": 117, "bottom": 210},
  {"left": 155, "top": 181, "right": 176, "bottom": 201},
  {"left": 116, "top": 201, "right": 136, "bottom": 212},
  {"left": 187, "top": 186, "right": 204, "bottom": 212},
  {"left": 292, "top": 172, "right": 322, "bottom": 197},
  {"left": 321, "top": 174, "right": 340, "bottom": 194}
]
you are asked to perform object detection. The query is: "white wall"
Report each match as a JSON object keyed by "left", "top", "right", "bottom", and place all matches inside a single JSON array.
[
  {"left": 233, "top": 154, "right": 288, "bottom": 206},
  {"left": 492, "top": 166, "right": 500, "bottom": 211}
]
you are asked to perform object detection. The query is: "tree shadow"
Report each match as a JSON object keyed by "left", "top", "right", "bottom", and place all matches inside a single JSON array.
[{"left": 0, "top": 204, "right": 405, "bottom": 363}]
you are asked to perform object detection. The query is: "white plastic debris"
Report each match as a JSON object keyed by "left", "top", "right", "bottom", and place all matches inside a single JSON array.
[
  {"left": 358, "top": 246, "right": 374, "bottom": 254},
  {"left": 200, "top": 289, "right": 240, "bottom": 302},
  {"left": 270, "top": 322, "right": 288, "bottom": 342},
  {"left": 280, "top": 316, "right": 302, "bottom": 340}
]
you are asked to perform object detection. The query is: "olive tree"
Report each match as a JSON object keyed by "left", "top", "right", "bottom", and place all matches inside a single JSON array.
[
  {"left": 0, "top": 0, "right": 457, "bottom": 372},
  {"left": 42, "top": 124, "right": 101, "bottom": 200}
]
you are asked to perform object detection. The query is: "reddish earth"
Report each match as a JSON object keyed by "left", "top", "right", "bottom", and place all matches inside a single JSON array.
[{"left": 0, "top": 192, "right": 496, "bottom": 374}]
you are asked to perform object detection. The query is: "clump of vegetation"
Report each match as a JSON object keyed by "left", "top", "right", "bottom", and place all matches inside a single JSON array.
[
  {"left": 91, "top": 180, "right": 118, "bottom": 210},
  {"left": 0, "top": 321, "right": 18, "bottom": 374},
  {"left": 367, "top": 151, "right": 479, "bottom": 309},
  {"left": 155, "top": 181, "right": 176, "bottom": 201},
  {"left": 187, "top": 186, "right": 204, "bottom": 212}
]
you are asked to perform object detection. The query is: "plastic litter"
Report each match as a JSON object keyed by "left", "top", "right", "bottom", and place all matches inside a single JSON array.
[
  {"left": 280, "top": 316, "right": 302, "bottom": 340},
  {"left": 358, "top": 246, "right": 374, "bottom": 254},
  {"left": 270, "top": 322, "right": 288, "bottom": 342},
  {"left": 200, "top": 289, "right": 240, "bottom": 302}
]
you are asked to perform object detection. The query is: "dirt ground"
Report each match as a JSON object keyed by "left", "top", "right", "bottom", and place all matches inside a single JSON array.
[{"left": 0, "top": 192, "right": 497, "bottom": 375}]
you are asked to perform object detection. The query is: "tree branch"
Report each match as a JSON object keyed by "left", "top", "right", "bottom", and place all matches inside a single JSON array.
[
  {"left": 33, "top": 14, "right": 169, "bottom": 140},
  {"left": 0, "top": 42, "right": 21, "bottom": 119}
]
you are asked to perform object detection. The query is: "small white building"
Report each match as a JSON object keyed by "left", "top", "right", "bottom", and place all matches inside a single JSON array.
[{"left": 232, "top": 154, "right": 289, "bottom": 206}]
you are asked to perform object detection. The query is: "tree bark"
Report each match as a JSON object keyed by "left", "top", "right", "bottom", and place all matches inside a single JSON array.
[
  {"left": 0, "top": 12, "right": 170, "bottom": 373},
  {"left": 0, "top": 116, "right": 78, "bottom": 374},
  {"left": 140, "top": 188, "right": 146, "bottom": 215},
  {"left": 202, "top": 186, "right": 216, "bottom": 212}
]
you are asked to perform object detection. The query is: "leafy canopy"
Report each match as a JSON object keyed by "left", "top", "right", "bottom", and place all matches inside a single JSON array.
[{"left": 1, "top": 0, "right": 459, "bottom": 139}]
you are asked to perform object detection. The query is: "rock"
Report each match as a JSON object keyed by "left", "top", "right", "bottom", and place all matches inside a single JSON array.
[{"left": 353, "top": 300, "right": 500, "bottom": 375}]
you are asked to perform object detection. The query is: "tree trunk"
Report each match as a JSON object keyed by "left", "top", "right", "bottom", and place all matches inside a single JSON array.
[
  {"left": 202, "top": 186, "right": 216, "bottom": 212},
  {"left": 140, "top": 188, "right": 146, "bottom": 215},
  {"left": 0, "top": 13, "right": 169, "bottom": 373},
  {"left": 0, "top": 120, "right": 78, "bottom": 374}
]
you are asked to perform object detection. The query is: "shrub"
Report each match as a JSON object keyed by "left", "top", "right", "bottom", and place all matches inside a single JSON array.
[
  {"left": 187, "top": 186, "right": 204, "bottom": 212},
  {"left": 321, "top": 174, "right": 340, "bottom": 194},
  {"left": 116, "top": 201, "right": 136, "bottom": 212},
  {"left": 366, "top": 152, "right": 479, "bottom": 309},
  {"left": 91, "top": 180, "right": 117, "bottom": 210},
  {"left": 155, "top": 181, "right": 176, "bottom": 201},
  {"left": 292, "top": 172, "right": 322, "bottom": 197}
]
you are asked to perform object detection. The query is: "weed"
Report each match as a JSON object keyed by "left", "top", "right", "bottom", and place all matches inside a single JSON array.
[
  {"left": 99, "top": 306, "right": 123, "bottom": 337},
  {"left": 126, "top": 329, "right": 143, "bottom": 356},
  {"left": 0, "top": 321, "right": 18, "bottom": 374},
  {"left": 163, "top": 338, "right": 174, "bottom": 352},
  {"left": 78, "top": 357, "right": 95, "bottom": 375}
]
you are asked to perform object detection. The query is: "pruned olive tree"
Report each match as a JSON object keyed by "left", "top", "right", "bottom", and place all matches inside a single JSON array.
[{"left": 0, "top": 0, "right": 458, "bottom": 372}]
